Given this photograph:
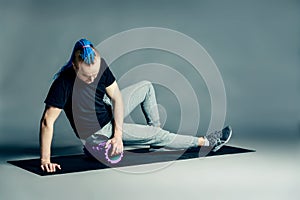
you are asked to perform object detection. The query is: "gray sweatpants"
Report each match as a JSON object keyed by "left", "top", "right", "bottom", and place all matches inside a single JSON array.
[{"left": 85, "top": 80, "right": 199, "bottom": 149}]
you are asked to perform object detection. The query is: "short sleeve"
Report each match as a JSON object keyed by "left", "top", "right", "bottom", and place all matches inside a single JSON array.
[
  {"left": 44, "top": 77, "right": 69, "bottom": 109},
  {"left": 104, "top": 67, "right": 116, "bottom": 87},
  {"left": 100, "top": 58, "right": 115, "bottom": 88}
]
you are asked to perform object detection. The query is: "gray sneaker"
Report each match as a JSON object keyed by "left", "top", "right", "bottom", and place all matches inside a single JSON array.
[{"left": 205, "top": 126, "right": 233, "bottom": 152}]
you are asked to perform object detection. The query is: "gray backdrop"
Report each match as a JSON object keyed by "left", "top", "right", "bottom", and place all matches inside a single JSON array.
[{"left": 0, "top": 0, "right": 299, "bottom": 148}]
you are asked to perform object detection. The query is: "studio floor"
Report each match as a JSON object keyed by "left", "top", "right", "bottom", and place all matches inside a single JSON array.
[{"left": 0, "top": 138, "right": 299, "bottom": 200}]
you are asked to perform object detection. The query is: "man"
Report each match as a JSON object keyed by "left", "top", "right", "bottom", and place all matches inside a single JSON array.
[{"left": 40, "top": 38, "right": 232, "bottom": 173}]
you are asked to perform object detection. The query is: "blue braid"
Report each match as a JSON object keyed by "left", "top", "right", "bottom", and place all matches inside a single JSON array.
[{"left": 53, "top": 38, "right": 96, "bottom": 79}]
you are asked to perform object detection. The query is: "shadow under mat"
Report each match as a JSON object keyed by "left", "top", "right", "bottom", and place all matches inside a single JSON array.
[{"left": 7, "top": 145, "right": 255, "bottom": 176}]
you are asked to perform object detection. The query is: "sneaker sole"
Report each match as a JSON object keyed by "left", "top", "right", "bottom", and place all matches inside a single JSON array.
[{"left": 212, "top": 126, "right": 232, "bottom": 152}]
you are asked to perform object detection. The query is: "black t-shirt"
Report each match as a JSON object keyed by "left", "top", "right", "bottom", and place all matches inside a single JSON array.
[{"left": 44, "top": 58, "right": 116, "bottom": 139}]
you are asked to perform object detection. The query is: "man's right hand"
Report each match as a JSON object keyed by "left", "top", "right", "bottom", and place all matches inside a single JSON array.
[{"left": 40, "top": 160, "right": 61, "bottom": 172}]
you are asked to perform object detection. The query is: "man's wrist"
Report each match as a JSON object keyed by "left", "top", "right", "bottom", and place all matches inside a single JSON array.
[
  {"left": 113, "top": 130, "right": 122, "bottom": 139},
  {"left": 114, "top": 134, "right": 122, "bottom": 139},
  {"left": 40, "top": 154, "right": 51, "bottom": 161},
  {"left": 40, "top": 158, "right": 50, "bottom": 164}
]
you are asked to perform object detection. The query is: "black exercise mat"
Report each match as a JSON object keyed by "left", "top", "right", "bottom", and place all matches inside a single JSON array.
[{"left": 7, "top": 145, "right": 255, "bottom": 176}]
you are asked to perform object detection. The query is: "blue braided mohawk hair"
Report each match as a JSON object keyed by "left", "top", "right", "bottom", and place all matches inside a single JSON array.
[
  {"left": 78, "top": 38, "right": 95, "bottom": 65},
  {"left": 54, "top": 38, "right": 96, "bottom": 79}
]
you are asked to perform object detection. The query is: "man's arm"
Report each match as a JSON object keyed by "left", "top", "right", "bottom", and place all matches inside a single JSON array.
[
  {"left": 39, "top": 105, "right": 62, "bottom": 172},
  {"left": 105, "top": 80, "right": 124, "bottom": 155}
]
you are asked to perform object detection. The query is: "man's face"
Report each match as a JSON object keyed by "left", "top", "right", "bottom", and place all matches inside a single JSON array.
[{"left": 74, "top": 51, "right": 101, "bottom": 84}]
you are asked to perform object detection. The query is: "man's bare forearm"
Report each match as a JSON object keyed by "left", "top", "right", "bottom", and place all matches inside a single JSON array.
[
  {"left": 39, "top": 121, "right": 54, "bottom": 162},
  {"left": 112, "top": 92, "right": 124, "bottom": 138}
]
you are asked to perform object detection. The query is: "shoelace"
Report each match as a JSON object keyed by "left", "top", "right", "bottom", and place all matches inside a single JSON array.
[{"left": 206, "top": 130, "right": 222, "bottom": 146}]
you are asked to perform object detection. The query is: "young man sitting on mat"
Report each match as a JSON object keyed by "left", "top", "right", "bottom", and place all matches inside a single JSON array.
[{"left": 40, "top": 38, "right": 232, "bottom": 173}]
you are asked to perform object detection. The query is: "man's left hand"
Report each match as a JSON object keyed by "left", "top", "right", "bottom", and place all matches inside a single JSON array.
[{"left": 105, "top": 136, "right": 123, "bottom": 156}]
